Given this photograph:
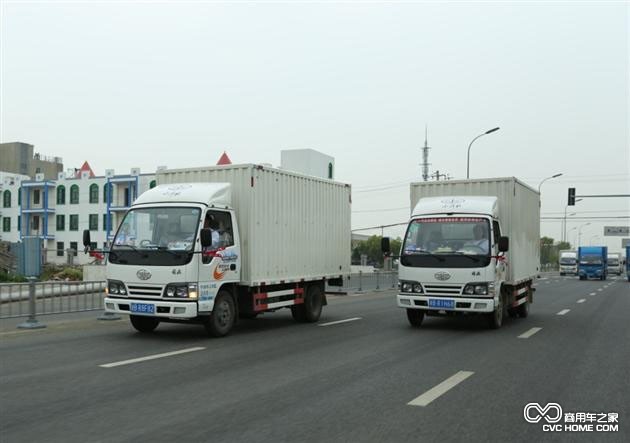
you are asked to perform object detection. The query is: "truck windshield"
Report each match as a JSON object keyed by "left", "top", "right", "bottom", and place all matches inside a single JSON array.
[
  {"left": 109, "top": 207, "right": 200, "bottom": 266},
  {"left": 608, "top": 259, "right": 618, "bottom": 266},
  {"left": 401, "top": 217, "right": 491, "bottom": 268},
  {"left": 580, "top": 255, "right": 602, "bottom": 265},
  {"left": 560, "top": 257, "right": 576, "bottom": 265}
]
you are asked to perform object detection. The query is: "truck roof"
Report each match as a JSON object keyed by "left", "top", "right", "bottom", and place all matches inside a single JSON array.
[
  {"left": 133, "top": 183, "right": 231, "bottom": 208},
  {"left": 412, "top": 196, "right": 497, "bottom": 217}
]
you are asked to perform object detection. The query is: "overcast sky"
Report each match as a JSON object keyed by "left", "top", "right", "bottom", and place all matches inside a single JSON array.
[{"left": 1, "top": 1, "right": 628, "bottom": 252}]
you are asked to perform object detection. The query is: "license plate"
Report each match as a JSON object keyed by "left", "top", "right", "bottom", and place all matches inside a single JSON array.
[
  {"left": 428, "top": 298, "right": 455, "bottom": 309},
  {"left": 131, "top": 303, "right": 155, "bottom": 314}
]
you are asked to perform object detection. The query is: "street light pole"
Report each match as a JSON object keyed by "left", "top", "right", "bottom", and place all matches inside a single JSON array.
[
  {"left": 538, "top": 173, "right": 563, "bottom": 194},
  {"left": 577, "top": 222, "right": 591, "bottom": 246},
  {"left": 466, "top": 127, "right": 500, "bottom": 179},
  {"left": 563, "top": 198, "right": 582, "bottom": 242}
]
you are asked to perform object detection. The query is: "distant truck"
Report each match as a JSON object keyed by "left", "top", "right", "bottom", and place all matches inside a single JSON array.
[
  {"left": 559, "top": 250, "right": 578, "bottom": 276},
  {"left": 84, "top": 164, "right": 351, "bottom": 336},
  {"left": 387, "top": 177, "right": 540, "bottom": 329},
  {"left": 578, "top": 246, "right": 608, "bottom": 281},
  {"left": 607, "top": 252, "right": 622, "bottom": 276}
]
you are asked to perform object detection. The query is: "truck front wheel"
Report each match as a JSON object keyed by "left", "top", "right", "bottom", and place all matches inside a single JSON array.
[
  {"left": 487, "top": 294, "right": 505, "bottom": 329},
  {"left": 406, "top": 309, "right": 424, "bottom": 327},
  {"left": 204, "top": 291, "right": 235, "bottom": 337},
  {"left": 130, "top": 315, "right": 160, "bottom": 333}
]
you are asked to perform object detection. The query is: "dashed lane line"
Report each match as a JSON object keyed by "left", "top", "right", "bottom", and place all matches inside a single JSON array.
[
  {"left": 408, "top": 371, "right": 474, "bottom": 407},
  {"left": 100, "top": 347, "right": 206, "bottom": 368},
  {"left": 518, "top": 327, "right": 542, "bottom": 339}
]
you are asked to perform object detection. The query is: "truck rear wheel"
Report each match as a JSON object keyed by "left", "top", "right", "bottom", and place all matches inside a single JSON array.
[
  {"left": 130, "top": 315, "right": 160, "bottom": 333},
  {"left": 204, "top": 291, "right": 235, "bottom": 337},
  {"left": 291, "top": 284, "right": 323, "bottom": 323},
  {"left": 406, "top": 309, "right": 424, "bottom": 327}
]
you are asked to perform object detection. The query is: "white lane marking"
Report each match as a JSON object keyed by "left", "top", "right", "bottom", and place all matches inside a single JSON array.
[
  {"left": 557, "top": 309, "right": 571, "bottom": 316},
  {"left": 408, "top": 371, "right": 474, "bottom": 407},
  {"left": 597, "top": 288, "right": 603, "bottom": 292},
  {"left": 100, "top": 347, "right": 205, "bottom": 368},
  {"left": 589, "top": 292, "right": 596, "bottom": 296},
  {"left": 577, "top": 299, "right": 586, "bottom": 304},
  {"left": 318, "top": 317, "right": 362, "bottom": 326},
  {"left": 518, "top": 327, "right": 542, "bottom": 339}
]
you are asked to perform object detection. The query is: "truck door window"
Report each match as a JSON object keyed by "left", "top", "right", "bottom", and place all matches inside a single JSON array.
[
  {"left": 492, "top": 221, "right": 501, "bottom": 246},
  {"left": 202, "top": 210, "right": 234, "bottom": 263}
]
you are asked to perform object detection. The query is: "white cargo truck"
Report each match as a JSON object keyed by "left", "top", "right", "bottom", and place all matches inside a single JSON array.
[
  {"left": 607, "top": 253, "right": 622, "bottom": 276},
  {"left": 387, "top": 177, "right": 540, "bottom": 329},
  {"left": 559, "top": 250, "right": 578, "bottom": 276},
  {"left": 84, "top": 164, "right": 351, "bottom": 336}
]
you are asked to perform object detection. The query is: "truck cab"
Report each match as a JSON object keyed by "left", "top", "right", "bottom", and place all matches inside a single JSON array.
[
  {"left": 606, "top": 253, "right": 622, "bottom": 276},
  {"left": 559, "top": 250, "right": 577, "bottom": 276},
  {"left": 578, "top": 246, "right": 608, "bottom": 281}
]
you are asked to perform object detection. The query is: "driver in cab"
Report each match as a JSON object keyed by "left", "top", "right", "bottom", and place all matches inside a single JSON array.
[{"left": 462, "top": 224, "right": 489, "bottom": 254}]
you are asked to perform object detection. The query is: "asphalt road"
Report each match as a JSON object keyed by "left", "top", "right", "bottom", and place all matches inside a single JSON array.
[{"left": 1, "top": 275, "right": 628, "bottom": 443}]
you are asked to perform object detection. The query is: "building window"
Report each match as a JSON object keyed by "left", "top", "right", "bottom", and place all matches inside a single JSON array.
[
  {"left": 89, "top": 214, "right": 98, "bottom": 230},
  {"left": 32, "top": 216, "right": 40, "bottom": 231},
  {"left": 150, "top": 180, "right": 157, "bottom": 189},
  {"left": 103, "top": 214, "right": 109, "bottom": 232},
  {"left": 103, "top": 183, "right": 112, "bottom": 204},
  {"left": 328, "top": 162, "right": 334, "bottom": 179},
  {"left": 17, "top": 216, "right": 21, "bottom": 231},
  {"left": 124, "top": 187, "right": 130, "bottom": 207},
  {"left": 2, "top": 190, "right": 10, "bottom": 208},
  {"left": 57, "top": 185, "right": 66, "bottom": 205},
  {"left": 18, "top": 187, "right": 21, "bottom": 207},
  {"left": 57, "top": 242, "right": 64, "bottom": 257},
  {"left": 2, "top": 217, "right": 10, "bottom": 232},
  {"left": 34, "top": 189, "right": 41, "bottom": 205},
  {"left": 90, "top": 242, "right": 97, "bottom": 250},
  {"left": 70, "top": 185, "right": 80, "bottom": 204},
  {"left": 56, "top": 214, "right": 65, "bottom": 231},
  {"left": 70, "top": 214, "right": 79, "bottom": 231},
  {"left": 69, "top": 242, "right": 78, "bottom": 256},
  {"left": 89, "top": 183, "right": 99, "bottom": 203}
]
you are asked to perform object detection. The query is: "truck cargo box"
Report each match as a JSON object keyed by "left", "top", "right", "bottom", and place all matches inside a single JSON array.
[
  {"left": 410, "top": 177, "right": 540, "bottom": 284},
  {"left": 157, "top": 164, "right": 351, "bottom": 285}
]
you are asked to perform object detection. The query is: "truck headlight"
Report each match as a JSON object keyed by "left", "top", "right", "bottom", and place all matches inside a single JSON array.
[
  {"left": 400, "top": 281, "right": 422, "bottom": 294},
  {"left": 164, "top": 283, "right": 199, "bottom": 299},
  {"left": 107, "top": 279, "right": 127, "bottom": 296},
  {"left": 463, "top": 283, "right": 491, "bottom": 296}
]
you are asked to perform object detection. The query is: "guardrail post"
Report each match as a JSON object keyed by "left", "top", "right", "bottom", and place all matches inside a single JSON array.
[
  {"left": 391, "top": 272, "right": 396, "bottom": 289},
  {"left": 356, "top": 271, "right": 363, "bottom": 293},
  {"left": 17, "top": 277, "right": 46, "bottom": 329},
  {"left": 376, "top": 271, "right": 380, "bottom": 290},
  {"left": 98, "top": 282, "right": 121, "bottom": 320}
]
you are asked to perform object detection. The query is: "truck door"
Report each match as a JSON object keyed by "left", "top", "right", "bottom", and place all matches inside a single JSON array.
[{"left": 198, "top": 209, "right": 240, "bottom": 311}]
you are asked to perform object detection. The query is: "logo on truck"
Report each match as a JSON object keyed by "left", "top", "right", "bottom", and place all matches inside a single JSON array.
[
  {"left": 434, "top": 271, "right": 451, "bottom": 281},
  {"left": 136, "top": 269, "right": 152, "bottom": 280}
]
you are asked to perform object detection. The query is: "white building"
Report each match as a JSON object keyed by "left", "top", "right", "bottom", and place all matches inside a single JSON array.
[
  {"left": 1, "top": 166, "right": 156, "bottom": 265},
  {"left": 281, "top": 149, "right": 335, "bottom": 180}
]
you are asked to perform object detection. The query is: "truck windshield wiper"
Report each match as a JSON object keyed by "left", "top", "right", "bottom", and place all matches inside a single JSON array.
[
  {"left": 451, "top": 251, "right": 482, "bottom": 262},
  {"left": 403, "top": 249, "right": 445, "bottom": 262},
  {"left": 156, "top": 246, "right": 190, "bottom": 257},
  {"left": 112, "top": 244, "right": 145, "bottom": 256}
]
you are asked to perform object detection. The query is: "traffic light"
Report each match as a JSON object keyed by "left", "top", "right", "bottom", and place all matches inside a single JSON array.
[{"left": 568, "top": 188, "right": 576, "bottom": 206}]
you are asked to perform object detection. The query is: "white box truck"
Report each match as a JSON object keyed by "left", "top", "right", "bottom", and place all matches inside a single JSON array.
[
  {"left": 84, "top": 164, "right": 351, "bottom": 336},
  {"left": 387, "top": 177, "right": 539, "bottom": 329},
  {"left": 559, "top": 250, "right": 578, "bottom": 276},
  {"left": 607, "top": 252, "right": 622, "bottom": 276}
]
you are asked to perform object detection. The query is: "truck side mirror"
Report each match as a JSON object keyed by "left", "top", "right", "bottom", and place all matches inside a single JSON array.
[
  {"left": 200, "top": 228, "right": 213, "bottom": 247},
  {"left": 381, "top": 237, "right": 391, "bottom": 255},
  {"left": 498, "top": 236, "right": 509, "bottom": 252},
  {"left": 83, "top": 229, "right": 91, "bottom": 247}
]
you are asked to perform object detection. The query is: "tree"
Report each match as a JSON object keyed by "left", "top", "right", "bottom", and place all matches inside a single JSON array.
[{"left": 352, "top": 235, "right": 402, "bottom": 267}]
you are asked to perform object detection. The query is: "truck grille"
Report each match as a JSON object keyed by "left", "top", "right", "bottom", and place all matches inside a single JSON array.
[
  {"left": 127, "top": 284, "right": 164, "bottom": 297},
  {"left": 423, "top": 284, "right": 463, "bottom": 295}
]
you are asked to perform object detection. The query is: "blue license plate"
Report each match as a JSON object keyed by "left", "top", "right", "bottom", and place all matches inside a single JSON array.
[
  {"left": 428, "top": 299, "right": 455, "bottom": 309},
  {"left": 131, "top": 303, "right": 155, "bottom": 314}
]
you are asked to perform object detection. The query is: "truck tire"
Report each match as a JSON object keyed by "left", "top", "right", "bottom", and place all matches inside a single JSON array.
[
  {"left": 291, "top": 284, "right": 323, "bottom": 323},
  {"left": 487, "top": 294, "right": 505, "bottom": 329},
  {"left": 204, "top": 290, "right": 235, "bottom": 337},
  {"left": 406, "top": 309, "right": 424, "bottom": 327},
  {"left": 130, "top": 315, "right": 160, "bottom": 333}
]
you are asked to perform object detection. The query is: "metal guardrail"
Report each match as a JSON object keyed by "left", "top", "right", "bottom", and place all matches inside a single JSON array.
[
  {"left": 0, "top": 280, "right": 107, "bottom": 324},
  {"left": 326, "top": 271, "right": 398, "bottom": 294}
]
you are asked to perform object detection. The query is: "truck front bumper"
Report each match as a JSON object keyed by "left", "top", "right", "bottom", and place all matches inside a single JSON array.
[
  {"left": 397, "top": 294, "right": 496, "bottom": 313},
  {"left": 104, "top": 297, "right": 199, "bottom": 319}
]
